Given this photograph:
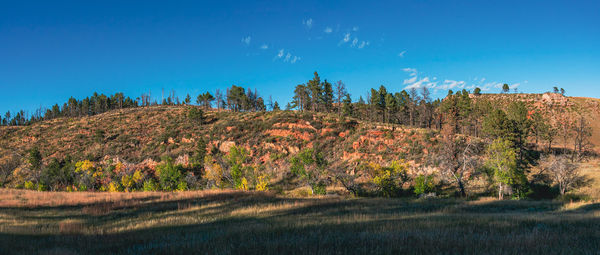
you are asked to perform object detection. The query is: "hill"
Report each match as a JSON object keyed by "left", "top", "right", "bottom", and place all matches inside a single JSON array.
[{"left": 0, "top": 92, "right": 598, "bottom": 198}]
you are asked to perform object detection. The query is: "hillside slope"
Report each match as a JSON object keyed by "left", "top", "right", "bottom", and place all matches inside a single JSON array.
[{"left": 0, "top": 106, "right": 436, "bottom": 175}]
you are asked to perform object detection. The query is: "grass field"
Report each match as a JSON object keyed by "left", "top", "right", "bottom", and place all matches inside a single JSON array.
[{"left": 0, "top": 189, "right": 599, "bottom": 254}]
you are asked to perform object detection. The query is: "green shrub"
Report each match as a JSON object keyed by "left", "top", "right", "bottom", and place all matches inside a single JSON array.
[
  {"left": 156, "top": 157, "right": 184, "bottom": 191},
  {"left": 414, "top": 174, "right": 435, "bottom": 196},
  {"left": 143, "top": 179, "right": 159, "bottom": 191},
  {"left": 24, "top": 181, "right": 35, "bottom": 190}
]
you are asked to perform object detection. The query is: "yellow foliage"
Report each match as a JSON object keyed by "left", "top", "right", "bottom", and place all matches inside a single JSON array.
[
  {"left": 255, "top": 175, "right": 270, "bottom": 191},
  {"left": 114, "top": 162, "right": 125, "bottom": 174},
  {"left": 203, "top": 156, "right": 223, "bottom": 188},
  {"left": 24, "top": 181, "right": 35, "bottom": 190},
  {"left": 75, "top": 160, "right": 95, "bottom": 174},
  {"left": 121, "top": 175, "right": 134, "bottom": 191},
  {"left": 239, "top": 177, "right": 249, "bottom": 191},
  {"left": 132, "top": 170, "right": 144, "bottom": 184},
  {"left": 108, "top": 182, "right": 122, "bottom": 192}
]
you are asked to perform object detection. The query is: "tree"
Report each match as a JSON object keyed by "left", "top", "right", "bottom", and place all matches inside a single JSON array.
[
  {"left": 215, "top": 89, "right": 224, "bottom": 110},
  {"left": 197, "top": 92, "right": 214, "bottom": 110},
  {"left": 329, "top": 159, "right": 362, "bottom": 196},
  {"left": 341, "top": 94, "right": 353, "bottom": 117},
  {"left": 226, "top": 85, "right": 247, "bottom": 112},
  {"left": 572, "top": 115, "right": 592, "bottom": 160},
  {"left": 437, "top": 131, "right": 482, "bottom": 197},
  {"left": 27, "top": 147, "right": 43, "bottom": 171},
  {"left": 184, "top": 94, "right": 191, "bottom": 105},
  {"left": 502, "top": 84, "right": 510, "bottom": 93},
  {"left": 0, "top": 155, "right": 20, "bottom": 187},
  {"left": 474, "top": 87, "right": 481, "bottom": 96},
  {"left": 322, "top": 80, "right": 334, "bottom": 112},
  {"left": 272, "top": 101, "right": 280, "bottom": 111},
  {"left": 334, "top": 80, "right": 347, "bottom": 115},
  {"left": 289, "top": 148, "right": 328, "bottom": 195},
  {"left": 307, "top": 72, "right": 322, "bottom": 112},
  {"left": 226, "top": 146, "right": 250, "bottom": 189},
  {"left": 541, "top": 155, "right": 581, "bottom": 195},
  {"left": 187, "top": 107, "right": 205, "bottom": 124},
  {"left": 191, "top": 138, "right": 207, "bottom": 176},
  {"left": 553, "top": 87, "right": 559, "bottom": 93},
  {"left": 292, "top": 84, "right": 310, "bottom": 111},
  {"left": 156, "top": 157, "right": 184, "bottom": 191},
  {"left": 485, "top": 139, "right": 520, "bottom": 200},
  {"left": 560, "top": 88, "right": 565, "bottom": 95}
]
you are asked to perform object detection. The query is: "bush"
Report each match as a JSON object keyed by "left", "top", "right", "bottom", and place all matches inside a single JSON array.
[
  {"left": 255, "top": 174, "right": 270, "bottom": 191},
  {"left": 187, "top": 107, "right": 205, "bottom": 124},
  {"left": 414, "top": 174, "right": 435, "bottom": 196},
  {"left": 143, "top": 179, "right": 159, "bottom": 191},
  {"left": 370, "top": 161, "right": 409, "bottom": 197},
  {"left": 156, "top": 157, "right": 184, "bottom": 191},
  {"left": 24, "top": 181, "right": 35, "bottom": 190}
]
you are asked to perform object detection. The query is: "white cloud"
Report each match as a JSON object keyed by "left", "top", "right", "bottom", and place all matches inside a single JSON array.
[
  {"left": 260, "top": 44, "right": 268, "bottom": 50},
  {"left": 303, "top": 18, "right": 313, "bottom": 29},
  {"left": 274, "top": 49, "right": 299, "bottom": 64},
  {"left": 241, "top": 36, "right": 251, "bottom": 45},
  {"left": 402, "top": 68, "right": 417, "bottom": 77},
  {"left": 404, "top": 77, "right": 432, "bottom": 90},
  {"left": 357, "top": 41, "right": 369, "bottom": 49},
  {"left": 398, "top": 51, "right": 406, "bottom": 57},
  {"left": 352, "top": 26, "right": 359, "bottom": 31},
  {"left": 439, "top": 80, "right": 466, "bottom": 90},
  {"left": 343, "top": 33, "right": 351, "bottom": 42},
  {"left": 324, "top": 27, "right": 332, "bottom": 34},
  {"left": 351, "top": 38, "right": 358, "bottom": 47},
  {"left": 403, "top": 76, "right": 417, "bottom": 84}
]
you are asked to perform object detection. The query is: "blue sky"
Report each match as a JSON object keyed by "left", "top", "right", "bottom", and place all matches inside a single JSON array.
[{"left": 1, "top": 0, "right": 599, "bottom": 114}]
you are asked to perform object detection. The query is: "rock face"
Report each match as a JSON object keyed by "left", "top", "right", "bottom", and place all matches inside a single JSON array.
[
  {"left": 219, "top": 141, "right": 236, "bottom": 153},
  {"left": 541, "top": 93, "right": 570, "bottom": 106}
]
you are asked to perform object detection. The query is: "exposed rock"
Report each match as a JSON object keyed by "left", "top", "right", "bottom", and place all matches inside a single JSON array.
[{"left": 219, "top": 141, "right": 236, "bottom": 153}]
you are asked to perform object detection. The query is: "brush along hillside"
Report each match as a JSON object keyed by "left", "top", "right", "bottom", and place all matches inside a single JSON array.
[
  {"left": 0, "top": 90, "right": 598, "bottom": 198},
  {"left": 0, "top": 106, "right": 441, "bottom": 192}
]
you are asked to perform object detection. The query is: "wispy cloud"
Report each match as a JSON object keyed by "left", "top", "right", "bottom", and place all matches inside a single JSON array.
[
  {"left": 402, "top": 68, "right": 417, "bottom": 77},
  {"left": 324, "top": 27, "right": 333, "bottom": 34},
  {"left": 398, "top": 51, "right": 406, "bottom": 57},
  {"left": 403, "top": 76, "right": 417, "bottom": 84},
  {"left": 241, "top": 36, "right": 251, "bottom": 45},
  {"left": 260, "top": 44, "right": 269, "bottom": 50},
  {"left": 303, "top": 18, "right": 313, "bottom": 29},
  {"left": 357, "top": 41, "right": 369, "bottom": 49},
  {"left": 401, "top": 68, "right": 525, "bottom": 94},
  {"left": 342, "top": 33, "right": 351, "bottom": 43},
  {"left": 439, "top": 80, "right": 466, "bottom": 90},
  {"left": 351, "top": 38, "right": 358, "bottom": 47},
  {"left": 352, "top": 26, "right": 359, "bottom": 31},
  {"left": 274, "top": 49, "right": 300, "bottom": 64}
]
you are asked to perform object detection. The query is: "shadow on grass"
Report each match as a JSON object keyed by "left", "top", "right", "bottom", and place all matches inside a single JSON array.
[{"left": 1, "top": 193, "right": 599, "bottom": 254}]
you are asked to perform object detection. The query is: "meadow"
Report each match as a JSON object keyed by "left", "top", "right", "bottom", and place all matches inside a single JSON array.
[{"left": 0, "top": 189, "right": 599, "bottom": 255}]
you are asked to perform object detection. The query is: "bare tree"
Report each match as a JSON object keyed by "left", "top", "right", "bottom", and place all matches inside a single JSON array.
[
  {"left": 0, "top": 155, "right": 20, "bottom": 187},
  {"left": 437, "top": 128, "right": 482, "bottom": 197},
  {"left": 573, "top": 115, "right": 593, "bottom": 160},
  {"left": 334, "top": 81, "right": 347, "bottom": 116},
  {"left": 215, "top": 89, "right": 223, "bottom": 110},
  {"left": 542, "top": 154, "right": 581, "bottom": 195},
  {"left": 329, "top": 159, "right": 362, "bottom": 196}
]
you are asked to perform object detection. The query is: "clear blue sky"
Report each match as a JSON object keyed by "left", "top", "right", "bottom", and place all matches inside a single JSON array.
[{"left": 1, "top": 0, "right": 599, "bottom": 114}]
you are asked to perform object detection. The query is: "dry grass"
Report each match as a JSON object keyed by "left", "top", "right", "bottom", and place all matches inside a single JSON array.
[{"left": 0, "top": 189, "right": 599, "bottom": 254}]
